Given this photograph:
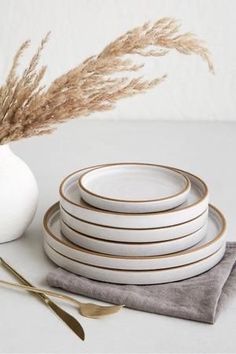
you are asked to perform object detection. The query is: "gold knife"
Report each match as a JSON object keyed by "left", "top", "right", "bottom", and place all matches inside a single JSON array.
[{"left": 0, "top": 257, "right": 85, "bottom": 341}]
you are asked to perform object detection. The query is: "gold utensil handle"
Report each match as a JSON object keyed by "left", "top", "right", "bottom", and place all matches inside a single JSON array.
[
  {"left": 0, "top": 257, "right": 47, "bottom": 301},
  {"left": 0, "top": 257, "right": 85, "bottom": 340}
]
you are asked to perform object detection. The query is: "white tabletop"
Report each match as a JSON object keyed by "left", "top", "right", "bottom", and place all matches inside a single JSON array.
[{"left": 0, "top": 120, "right": 236, "bottom": 354}]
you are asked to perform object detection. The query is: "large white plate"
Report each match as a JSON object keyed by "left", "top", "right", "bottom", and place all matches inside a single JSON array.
[
  {"left": 59, "top": 164, "right": 209, "bottom": 229},
  {"left": 78, "top": 164, "right": 191, "bottom": 213},
  {"left": 60, "top": 206, "right": 208, "bottom": 243},
  {"left": 44, "top": 242, "right": 226, "bottom": 285},
  {"left": 43, "top": 203, "right": 226, "bottom": 269}
]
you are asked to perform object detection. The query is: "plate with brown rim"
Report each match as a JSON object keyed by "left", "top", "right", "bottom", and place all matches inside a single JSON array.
[
  {"left": 78, "top": 164, "right": 191, "bottom": 213},
  {"left": 59, "top": 164, "right": 209, "bottom": 229},
  {"left": 43, "top": 202, "right": 226, "bottom": 269},
  {"left": 44, "top": 241, "right": 226, "bottom": 285}
]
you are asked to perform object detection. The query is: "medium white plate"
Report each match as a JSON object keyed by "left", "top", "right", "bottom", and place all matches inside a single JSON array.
[
  {"left": 78, "top": 164, "right": 191, "bottom": 213},
  {"left": 44, "top": 242, "right": 226, "bottom": 284},
  {"left": 43, "top": 203, "right": 226, "bottom": 269},
  {"left": 60, "top": 206, "right": 208, "bottom": 243},
  {"left": 59, "top": 164, "right": 209, "bottom": 229},
  {"left": 61, "top": 219, "right": 207, "bottom": 257}
]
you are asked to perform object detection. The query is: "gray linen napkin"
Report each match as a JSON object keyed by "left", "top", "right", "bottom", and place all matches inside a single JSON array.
[{"left": 47, "top": 242, "right": 236, "bottom": 324}]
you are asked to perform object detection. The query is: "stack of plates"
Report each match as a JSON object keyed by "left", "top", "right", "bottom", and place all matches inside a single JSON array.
[{"left": 43, "top": 163, "right": 227, "bottom": 285}]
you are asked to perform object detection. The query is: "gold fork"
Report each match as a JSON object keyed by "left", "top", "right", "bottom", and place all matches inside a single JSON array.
[{"left": 0, "top": 278, "right": 124, "bottom": 319}]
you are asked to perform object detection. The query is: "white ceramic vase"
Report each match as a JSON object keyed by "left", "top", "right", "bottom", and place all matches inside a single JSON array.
[{"left": 0, "top": 144, "right": 38, "bottom": 243}]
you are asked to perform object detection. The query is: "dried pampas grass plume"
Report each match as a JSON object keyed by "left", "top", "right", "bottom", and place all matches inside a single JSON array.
[{"left": 0, "top": 17, "right": 214, "bottom": 144}]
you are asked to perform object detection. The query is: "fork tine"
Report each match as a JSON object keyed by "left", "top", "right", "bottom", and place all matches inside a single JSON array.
[{"left": 79, "top": 304, "right": 123, "bottom": 318}]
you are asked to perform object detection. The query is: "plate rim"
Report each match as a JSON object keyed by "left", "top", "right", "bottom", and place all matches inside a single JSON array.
[
  {"left": 60, "top": 203, "right": 209, "bottom": 231},
  {"left": 59, "top": 163, "right": 208, "bottom": 217},
  {"left": 44, "top": 241, "right": 226, "bottom": 284},
  {"left": 78, "top": 163, "right": 191, "bottom": 203},
  {"left": 61, "top": 217, "right": 206, "bottom": 245},
  {"left": 43, "top": 202, "right": 226, "bottom": 261},
  {"left": 44, "top": 240, "right": 226, "bottom": 273},
  {"left": 60, "top": 204, "right": 209, "bottom": 243}
]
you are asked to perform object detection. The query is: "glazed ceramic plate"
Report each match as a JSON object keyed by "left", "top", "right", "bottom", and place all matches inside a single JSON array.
[
  {"left": 59, "top": 164, "right": 209, "bottom": 229},
  {"left": 78, "top": 164, "right": 191, "bottom": 213},
  {"left": 60, "top": 206, "right": 208, "bottom": 243},
  {"left": 61, "top": 220, "right": 207, "bottom": 257},
  {"left": 43, "top": 202, "right": 226, "bottom": 269},
  {"left": 44, "top": 242, "right": 226, "bottom": 284}
]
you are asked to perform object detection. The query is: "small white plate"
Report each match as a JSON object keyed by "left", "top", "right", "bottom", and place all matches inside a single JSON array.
[
  {"left": 60, "top": 164, "right": 209, "bottom": 229},
  {"left": 44, "top": 242, "right": 226, "bottom": 284},
  {"left": 60, "top": 207, "right": 208, "bottom": 243},
  {"left": 43, "top": 203, "right": 226, "bottom": 269},
  {"left": 78, "top": 164, "right": 191, "bottom": 213}
]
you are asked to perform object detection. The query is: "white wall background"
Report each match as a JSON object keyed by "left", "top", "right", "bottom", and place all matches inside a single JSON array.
[{"left": 0, "top": 0, "right": 236, "bottom": 121}]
